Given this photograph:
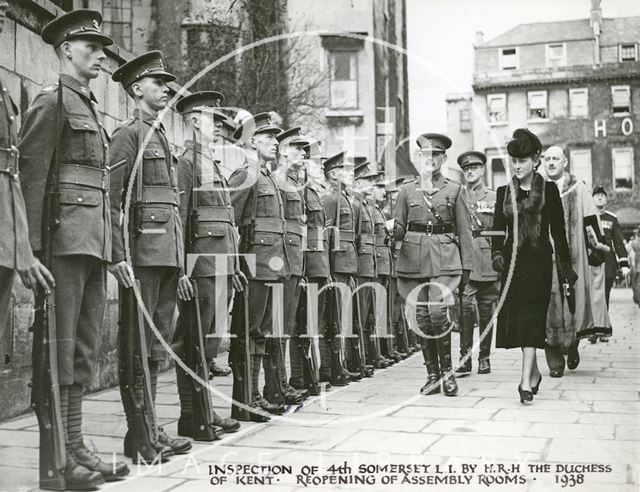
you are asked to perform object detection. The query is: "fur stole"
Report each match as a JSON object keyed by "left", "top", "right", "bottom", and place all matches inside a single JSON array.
[{"left": 503, "top": 172, "right": 546, "bottom": 249}]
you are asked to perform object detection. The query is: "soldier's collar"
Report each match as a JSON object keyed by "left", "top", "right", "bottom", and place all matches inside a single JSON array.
[
  {"left": 60, "top": 74, "right": 98, "bottom": 103},
  {"left": 134, "top": 108, "right": 166, "bottom": 132},
  {"left": 185, "top": 139, "right": 212, "bottom": 158}
]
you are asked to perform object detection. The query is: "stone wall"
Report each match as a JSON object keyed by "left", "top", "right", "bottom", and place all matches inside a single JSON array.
[{"left": 0, "top": 0, "right": 188, "bottom": 420}]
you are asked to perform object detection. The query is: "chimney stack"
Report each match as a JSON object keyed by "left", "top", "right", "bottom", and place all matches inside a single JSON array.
[
  {"left": 590, "top": 0, "right": 602, "bottom": 33},
  {"left": 474, "top": 30, "right": 484, "bottom": 46},
  {"left": 590, "top": 0, "right": 602, "bottom": 64}
]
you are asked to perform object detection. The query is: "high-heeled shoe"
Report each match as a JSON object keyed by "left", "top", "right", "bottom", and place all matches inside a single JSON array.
[
  {"left": 518, "top": 385, "right": 533, "bottom": 404},
  {"left": 532, "top": 374, "right": 542, "bottom": 395}
]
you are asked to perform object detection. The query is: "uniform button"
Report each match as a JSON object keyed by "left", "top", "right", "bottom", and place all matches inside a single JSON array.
[
  {"left": 150, "top": 215, "right": 155, "bottom": 220},
  {"left": 154, "top": 151, "right": 159, "bottom": 156},
  {"left": 84, "top": 124, "right": 89, "bottom": 128},
  {"left": 9, "top": 116, "right": 14, "bottom": 122},
  {"left": 77, "top": 197, "right": 83, "bottom": 203},
  {"left": 2, "top": 87, "right": 6, "bottom": 92},
  {"left": 207, "top": 232, "right": 212, "bottom": 236},
  {"left": 260, "top": 239, "right": 264, "bottom": 243},
  {"left": 104, "top": 143, "right": 108, "bottom": 148}
]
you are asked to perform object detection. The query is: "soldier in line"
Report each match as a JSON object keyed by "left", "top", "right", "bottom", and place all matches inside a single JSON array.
[
  {"left": 371, "top": 174, "right": 399, "bottom": 363},
  {"left": 172, "top": 91, "right": 243, "bottom": 440},
  {"left": 228, "top": 113, "right": 289, "bottom": 418},
  {"left": 18, "top": 10, "right": 129, "bottom": 488},
  {"left": 274, "top": 127, "right": 313, "bottom": 398},
  {"left": 0, "top": 0, "right": 54, "bottom": 333},
  {"left": 394, "top": 133, "right": 472, "bottom": 397},
  {"left": 301, "top": 141, "right": 344, "bottom": 386},
  {"left": 109, "top": 51, "right": 191, "bottom": 458},
  {"left": 322, "top": 152, "right": 362, "bottom": 382},
  {"left": 592, "top": 186, "right": 630, "bottom": 314},
  {"left": 456, "top": 151, "right": 500, "bottom": 376},
  {"left": 352, "top": 161, "right": 385, "bottom": 371}
]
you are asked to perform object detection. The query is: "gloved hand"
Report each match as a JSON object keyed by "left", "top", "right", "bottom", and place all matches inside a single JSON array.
[
  {"left": 560, "top": 260, "right": 579, "bottom": 285},
  {"left": 492, "top": 254, "right": 505, "bottom": 273},
  {"left": 620, "top": 266, "right": 630, "bottom": 278}
]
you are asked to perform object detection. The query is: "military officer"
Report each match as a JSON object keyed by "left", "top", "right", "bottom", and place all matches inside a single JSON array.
[
  {"left": 0, "top": 1, "right": 54, "bottom": 332},
  {"left": 109, "top": 50, "right": 191, "bottom": 459},
  {"left": 352, "top": 162, "right": 388, "bottom": 370},
  {"left": 273, "top": 127, "right": 312, "bottom": 401},
  {"left": 172, "top": 91, "right": 243, "bottom": 439},
  {"left": 228, "top": 112, "right": 288, "bottom": 418},
  {"left": 592, "top": 185, "right": 630, "bottom": 311},
  {"left": 394, "top": 133, "right": 472, "bottom": 397},
  {"left": 455, "top": 151, "right": 499, "bottom": 376},
  {"left": 322, "top": 152, "right": 363, "bottom": 382},
  {"left": 18, "top": 9, "right": 129, "bottom": 488}
]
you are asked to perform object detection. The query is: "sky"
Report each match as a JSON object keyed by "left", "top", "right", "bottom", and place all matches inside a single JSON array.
[{"left": 406, "top": 0, "right": 640, "bottom": 139}]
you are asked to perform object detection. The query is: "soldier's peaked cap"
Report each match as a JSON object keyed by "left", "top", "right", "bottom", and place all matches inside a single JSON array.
[
  {"left": 458, "top": 150, "right": 487, "bottom": 168},
  {"left": 592, "top": 185, "right": 607, "bottom": 196},
  {"left": 42, "top": 9, "right": 113, "bottom": 47},
  {"left": 112, "top": 51, "right": 175, "bottom": 88},
  {"left": 303, "top": 139, "right": 321, "bottom": 159},
  {"left": 354, "top": 161, "right": 378, "bottom": 180},
  {"left": 175, "top": 91, "right": 225, "bottom": 116},
  {"left": 322, "top": 151, "right": 346, "bottom": 174},
  {"left": 232, "top": 112, "right": 281, "bottom": 141},
  {"left": 416, "top": 132, "right": 452, "bottom": 152},
  {"left": 276, "top": 127, "right": 310, "bottom": 146}
]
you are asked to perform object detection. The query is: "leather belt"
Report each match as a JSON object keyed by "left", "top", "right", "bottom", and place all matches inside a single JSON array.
[
  {"left": 0, "top": 146, "right": 19, "bottom": 174},
  {"left": 139, "top": 186, "right": 179, "bottom": 206},
  {"left": 196, "top": 205, "right": 234, "bottom": 224},
  {"left": 472, "top": 229, "right": 506, "bottom": 238},
  {"left": 307, "top": 227, "right": 327, "bottom": 241},
  {"left": 333, "top": 229, "right": 355, "bottom": 242},
  {"left": 58, "top": 164, "right": 109, "bottom": 191},
  {"left": 252, "top": 217, "right": 285, "bottom": 234},
  {"left": 408, "top": 223, "right": 454, "bottom": 235},
  {"left": 285, "top": 221, "right": 305, "bottom": 237}
]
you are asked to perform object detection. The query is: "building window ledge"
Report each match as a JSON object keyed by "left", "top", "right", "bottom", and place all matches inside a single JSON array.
[
  {"left": 526, "top": 118, "right": 550, "bottom": 124},
  {"left": 488, "top": 121, "right": 508, "bottom": 127},
  {"left": 613, "top": 112, "right": 631, "bottom": 118},
  {"left": 326, "top": 109, "right": 364, "bottom": 119}
]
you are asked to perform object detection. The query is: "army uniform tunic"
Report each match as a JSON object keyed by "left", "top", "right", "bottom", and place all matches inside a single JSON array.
[
  {"left": 19, "top": 74, "right": 111, "bottom": 384},
  {"left": 280, "top": 169, "right": 305, "bottom": 337},
  {"left": 176, "top": 141, "right": 238, "bottom": 357},
  {"left": 459, "top": 182, "right": 499, "bottom": 361},
  {"left": 322, "top": 187, "right": 358, "bottom": 277},
  {"left": 109, "top": 108, "right": 183, "bottom": 361},
  {"left": 229, "top": 161, "right": 289, "bottom": 353},
  {"left": 598, "top": 210, "right": 629, "bottom": 306},
  {"left": 394, "top": 174, "right": 473, "bottom": 331},
  {"left": 0, "top": 78, "right": 33, "bottom": 331},
  {"left": 302, "top": 183, "right": 333, "bottom": 376}
]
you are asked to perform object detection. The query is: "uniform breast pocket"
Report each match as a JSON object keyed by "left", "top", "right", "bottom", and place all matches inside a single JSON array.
[
  {"left": 252, "top": 232, "right": 276, "bottom": 246},
  {"left": 67, "top": 116, "right": 101, "bottom": 162},
  {"left": 407, "top": 201, "right": 424, "bottom": 222},
  {"left": 339, "top": 207, "right": 352, "bottom": 229},
  {"left": 58, "top": 188, "right": 101, "bottom": 210},
  {"left": 285, "top": 192, "right": 302, "bottom": 219},
  {"left": 142, "top": 147, "right": 168, "bottom": 185},
  {"left": 256, "top": 187, "right": 275, "bottom": 216},
  {"left": 438, "top": 234, "right": 462, "bottom": 272}
]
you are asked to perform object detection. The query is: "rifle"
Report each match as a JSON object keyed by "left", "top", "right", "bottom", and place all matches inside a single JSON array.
[
  {"left": 229, "top": 287, "right": 253, "bottom": 421},
  {"left": 188, "top": 282, "right": 219, "bottom": 440},
  {"left": 298, "top": 280, "right": 321, "bottom": 395},
  {"left": 133, "top": 280, "right": 159, "bottom": 446},
  {"left": 351, "top": 277, "right": 369, "bottom": 378},
  {"left": 118, "top": 285, "right": 157, "bottom": 462},
  {"left": 31, "top": 77, "right": 65, "bottom": 490}
]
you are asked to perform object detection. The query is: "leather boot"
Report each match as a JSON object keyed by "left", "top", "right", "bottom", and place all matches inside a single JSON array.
[
  {"left": 71, "top": 442, "right": 129, "bottom": 482},
  {"left": 177, "top": 413, "right": 223, "bottom": 441},
  {"left": 478, "top": 303, "right": 494, "bottom": 375},
  {"left": 157, "top": 427, "right": 192, "bottom": 455},
  {"left": 457, "top": 296, "right": 474, "bottom": 376},
  {"left": 64, "top": 445, "right": 104, "bottom": 491},
  {"left": 419, "top": 342, "right": 441, "bottom": 395},
  {"left": 478, "top": 357, "right": 491, "bottom": 374},
  {"left": 253, "top": 354, "right": 285, "bottom": 415},
  {"left": 437, "top": 333, "right": 458, "bottom": 397},
  {"left": 246, "top": 354, "right": 270, "bottom": 422},
  {"left": 278, "top": 339, "right": 306, "bottom": 402},
  {"left": 123, "top": 416, "right": 172, "bottom": 464},
  {"left": 262, "top": 340, "right": 285, "bottom": 404}
]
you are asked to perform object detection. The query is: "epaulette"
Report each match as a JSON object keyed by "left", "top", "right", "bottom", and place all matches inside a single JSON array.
[
  {"left": 42, "top": 83, "right": 59, "bottom": 93},
  {"left": 605, "top": 211, "right": 617, "bottom": 218},
  {"left": 229, "top": 164, "right": 249, "bottom": 179}
]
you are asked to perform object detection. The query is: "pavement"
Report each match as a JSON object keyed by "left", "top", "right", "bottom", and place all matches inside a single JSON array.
[{"left": 0, "top": 288, "right": 638, "bottom": 492}]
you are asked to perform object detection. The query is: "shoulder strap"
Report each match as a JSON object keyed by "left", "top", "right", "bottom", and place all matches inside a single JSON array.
[
  {"left": 191, "top": 131, "right": 198, "bottom": 216},
  {"left": 136, "top": 111, "right": 144, "bottom": 203}
]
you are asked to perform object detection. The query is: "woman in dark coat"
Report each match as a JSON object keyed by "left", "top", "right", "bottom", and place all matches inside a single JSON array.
[{"left": 491, "top": 129, "right": 577, "bottom": 403}]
